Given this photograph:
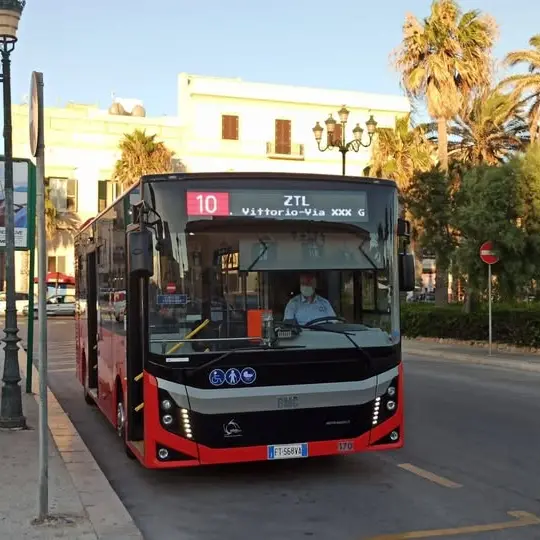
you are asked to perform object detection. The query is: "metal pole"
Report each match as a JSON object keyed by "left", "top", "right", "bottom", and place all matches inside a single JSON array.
[
  {"left": 488, "top": 263, "right": 492, "bottom": 356},
  {"left": 341, "top": 150, "right": 346, "bottom": 176},
  {"left": 35, "top": 72, "right": 48, "bottom": 519},
  {"left": 0, "top": 47, "right": 25, "bottom": 429},
  {"left": 26, "top": 164, "right": 36, "bottom": 393}
]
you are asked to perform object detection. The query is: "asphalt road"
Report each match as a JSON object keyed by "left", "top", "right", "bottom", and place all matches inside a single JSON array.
[{"left": 18, "top": 319, "right": 540, "bottom": 540}]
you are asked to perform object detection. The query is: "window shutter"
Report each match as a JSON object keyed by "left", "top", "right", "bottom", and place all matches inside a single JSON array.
[{"left": 275, "top": 119, "right": 291, "bottom": 154}]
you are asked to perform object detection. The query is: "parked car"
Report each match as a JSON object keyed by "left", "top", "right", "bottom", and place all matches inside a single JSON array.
[{"left": 23, "top": 294, "right": 77, "bottom": 318}]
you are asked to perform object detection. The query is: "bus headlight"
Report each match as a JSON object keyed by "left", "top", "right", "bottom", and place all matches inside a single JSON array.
[
  {"left": 162, "top": 414, "right": 174, "bottom": 426},
  {"left": 387, "top": 386, "right": 396, "bottom": 397},
  {"left": 386, "top": 400, "right": 396, "bottom": 411},
  {"left": 161, "top": 399, "right": 173, "bottom": 411}
]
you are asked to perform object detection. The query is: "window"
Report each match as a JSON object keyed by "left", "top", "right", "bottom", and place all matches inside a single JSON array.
[
  {"left": 222, "top": 115, "right": 239, "bottom": 140},
  {"left": 47, "top": 255, "right": 66, "bottom": 273},
  {"left": 275, "top": 119, "right": 291, "bottom": 155},
  {"left": 48, "top": 178, "right": 78, "bottom": 212},
  {"left": 98, "top": 180, "right": 118, "bottom": 213}
]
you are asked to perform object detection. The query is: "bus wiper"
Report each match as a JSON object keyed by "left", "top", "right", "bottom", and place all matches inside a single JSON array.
[
  {"left": 190, "top": 343, "right": 306, "bottom": 374},
  {"left": 246, "top": 238, "right": 268, "bottom": 272},
  {"left": 294, "top": 323, "right": 359, "bottom": 350},
  {"left": 358, "top": 243, "right": 379, "bottom": 271},
  {"left": 292, "top": 323, "right": 373, "bottom": 367}
]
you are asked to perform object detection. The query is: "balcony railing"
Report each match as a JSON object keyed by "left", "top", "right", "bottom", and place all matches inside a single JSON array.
[{"left": 266, "top": 142, "right": 305, "bottom": 160}]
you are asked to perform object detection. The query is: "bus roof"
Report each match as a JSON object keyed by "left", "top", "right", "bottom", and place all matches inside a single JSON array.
[
  {"left": 76, "top": 172, "right": 397, "bottom": 236},
  {"left": 140, "top": 171, "right": 397, "bottom": 188}
]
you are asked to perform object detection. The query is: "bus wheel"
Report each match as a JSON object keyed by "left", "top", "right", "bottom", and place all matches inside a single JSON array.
[{"left": 116, "top": 389, "right": 135, "bottom": 460}]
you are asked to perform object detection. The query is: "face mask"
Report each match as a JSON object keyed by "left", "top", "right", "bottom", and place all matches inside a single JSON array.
[{"left": 300, "top": 285, "right": 314, "bottom": 298}]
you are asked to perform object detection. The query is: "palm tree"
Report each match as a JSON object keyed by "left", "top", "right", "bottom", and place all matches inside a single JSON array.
[
  {"left": 112, "top": 129, "right": 177, "bottom": 191},
  {"left": 366, "top": 113, "right": 435, "bottom": 189},
  {"left": 394, "top": 0, "right": 496, "bottom": 305},
  {"left": 498, "top": 34, "right": 540, "bottom": 143},
  {"left": 394, "top": 0, "right": 497, "bottom": 172},
  {"left": 444, "top": 88, "right": 528, "bottom": 166}
]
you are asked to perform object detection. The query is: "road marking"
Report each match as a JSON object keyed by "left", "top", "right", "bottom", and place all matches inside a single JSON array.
[
  {"left": 48, "top": 367, "right": 75, "bottom": 373},
  {"left": 365, "top": 511, "right": 540, "bottom": 539},
  {"left": 397, "top": 463, "right": 462, "bottom": 489}
]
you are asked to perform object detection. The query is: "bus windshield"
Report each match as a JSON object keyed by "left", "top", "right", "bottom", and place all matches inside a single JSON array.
[{"left": 145, "top": 180, "right": 400, "bottom": 356}]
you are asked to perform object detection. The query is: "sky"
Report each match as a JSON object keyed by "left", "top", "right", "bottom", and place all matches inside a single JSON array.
[{"left": 9, "top": 0, "right": 540, "bottom": 118}]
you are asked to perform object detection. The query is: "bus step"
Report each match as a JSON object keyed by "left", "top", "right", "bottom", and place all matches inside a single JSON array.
[
  {"left": 130, "top": 440, "right": 144, "bottom": 457},
  {"left": 87, "top": 388, "right": 98, "bottom": 401}
]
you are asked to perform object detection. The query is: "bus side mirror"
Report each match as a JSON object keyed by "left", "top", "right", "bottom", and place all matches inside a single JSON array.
[
  {"left": 399, "top": 253, "right": 415, "bottom": 292},
  {"left": 128, "top": 229, "right": 154, "bottom": 278},
  {"left": 397, "top": 218, "right": 411, "bottom": 238}
]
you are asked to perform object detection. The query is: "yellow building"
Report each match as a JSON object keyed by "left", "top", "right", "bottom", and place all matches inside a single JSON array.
[
  {"left": 10, "top": 74, "right": 410, "bottom": 289},
  {"left": 11, "top": 98, "right": 183, "bottom": 291}
]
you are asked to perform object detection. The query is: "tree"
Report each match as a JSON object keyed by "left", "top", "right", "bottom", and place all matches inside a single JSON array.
[
  {"left": 452, "top": 154, "right": 540, "bottom": 305},
  {"left": 394, "top": 0, "right": 497, "bottom": 172},
  {"left": 112, "top": 129, "right": 176, "bottom": 191},
  {"left": 367, "top": 113, "right": 435, "bottom": 190},
  {"left": 498, "top": 34, "right": 540, "bottom": 143},
  {"left": 405, "top": 167, "right": 458, "bottom": 305},
  {"left": 445, "top": 88, "right": 529, "bottom": 166}
]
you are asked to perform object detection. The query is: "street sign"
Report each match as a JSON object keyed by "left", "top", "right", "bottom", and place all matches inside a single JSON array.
[
  {"left": 480, "top": 241, "right": 499, "bottom": 265},
  {"left": 166, "top": 282, "right": 176, "bottom": 294},
  {"left": 29, "top": 71, "right": 43, "bottom": 158},
  {"left": 480, "top": 241, "right": 498, "bottom": 357}
]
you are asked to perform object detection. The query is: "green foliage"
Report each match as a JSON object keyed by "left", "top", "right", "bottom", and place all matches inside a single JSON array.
[
  {"left": 405, "top": 167, "right": 457, "bottom": 273},
  {"left": 401, "top": 303, "right": 540, "bottom": 348},
  {"left": 452, "top": 144, "right": 540, "bottom": 299}
]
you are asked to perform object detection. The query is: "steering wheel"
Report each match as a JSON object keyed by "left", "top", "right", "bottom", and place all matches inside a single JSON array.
[{"left": 304, "top": 316, "right": 347, "bottom": 327}]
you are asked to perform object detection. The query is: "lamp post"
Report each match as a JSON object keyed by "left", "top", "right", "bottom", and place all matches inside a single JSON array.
[
  {"left": 0, "top": 0, "right": 26, "bottom": 430},
  {"left": 312, "top": 106, "right": 377, "bottom": 176}
]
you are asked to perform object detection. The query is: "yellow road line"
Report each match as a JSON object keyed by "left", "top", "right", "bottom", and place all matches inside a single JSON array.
[
  {"left": 397, "top": 463, "right": 462, "bottom": 489},
  {"left": 364, "top": 511, "right": 540, "bottom": 539}
]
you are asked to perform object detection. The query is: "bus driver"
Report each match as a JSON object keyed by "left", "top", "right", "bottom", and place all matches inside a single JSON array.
[{"left": 283, "top": 273, "right": 336, "bottom": 325}]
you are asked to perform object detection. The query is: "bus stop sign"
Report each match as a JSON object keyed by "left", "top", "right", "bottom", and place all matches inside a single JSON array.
[{"left": 480, "top": 241, "right": 499, "bottom": 265}]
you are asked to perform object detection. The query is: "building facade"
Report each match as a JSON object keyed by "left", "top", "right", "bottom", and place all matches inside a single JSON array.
[
  {"left": 10, "top": 99, "right": 183, "bottom": 291},
  {"left": 176, "top": 73, "right": 410, "bottom": 175},
  {"left": 10, "top": 74, "right": 410, "bottom": 290}
]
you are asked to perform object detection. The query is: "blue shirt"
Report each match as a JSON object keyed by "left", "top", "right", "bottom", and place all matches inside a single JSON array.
[{"left": 283, "top": 294, "right": 336, "bottom": 325}]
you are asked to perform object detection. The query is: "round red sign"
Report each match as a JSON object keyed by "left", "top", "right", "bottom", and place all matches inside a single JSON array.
[
  {"left": 166, "top": 283, "right": 176, "bottom": 294},
  {"left": 480, "top": 241, "right": 499, "bottom": 265}
]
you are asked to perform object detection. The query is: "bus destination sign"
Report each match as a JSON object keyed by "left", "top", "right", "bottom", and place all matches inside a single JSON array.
[{"left": 186, "top": 190, "right": 369, "bottom": 222}]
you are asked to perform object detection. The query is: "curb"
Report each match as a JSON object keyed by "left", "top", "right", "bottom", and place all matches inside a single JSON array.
[
  {"left": 18, "top": 348, "right": 144, "bottom": 540},
  {"left": 403, "top": 346, "right": 540, "bottom": 373}
]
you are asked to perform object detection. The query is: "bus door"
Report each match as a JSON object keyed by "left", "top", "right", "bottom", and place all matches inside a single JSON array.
[
  {"left": 125, "top": 273, "right": 145, "bottom": 441},
  {"left": 86, "top": 250, "right": 99, "bottom": 395}
]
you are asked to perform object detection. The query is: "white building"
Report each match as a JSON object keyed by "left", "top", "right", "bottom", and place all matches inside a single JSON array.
[
  {"left": 176, "top": 73, "right": 410, "bottom": 176},
  {"left": 10, "top": 74, "right": 410, "bottom": 290}
]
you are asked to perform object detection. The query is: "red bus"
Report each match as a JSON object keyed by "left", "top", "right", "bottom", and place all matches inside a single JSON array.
[{"left": 74, "top": 172, "right": 415, "bottom": 469}]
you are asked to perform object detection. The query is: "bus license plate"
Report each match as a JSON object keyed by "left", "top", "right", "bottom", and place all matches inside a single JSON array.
[{"left": 267, "top": 443, "right": 308, "bottom": 460}]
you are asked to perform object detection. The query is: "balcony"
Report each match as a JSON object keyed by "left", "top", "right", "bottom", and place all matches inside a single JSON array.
[{"left": 266, "top": 142, "right": 305, "bottom": 161}]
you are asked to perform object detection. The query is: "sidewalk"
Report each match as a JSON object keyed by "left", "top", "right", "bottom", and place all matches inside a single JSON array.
[
  {"left": 0, "top": 347, "right": 143, "bottom": 540},
  {"left": 403, "top": 337, "right": 540, "bottom": 372}
]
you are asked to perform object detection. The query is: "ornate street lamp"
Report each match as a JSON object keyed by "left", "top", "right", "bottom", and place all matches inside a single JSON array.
[
  {"left": 0, "top": 0, "right": 26, "bottom": 429},
  {"left": 312, "top": 105, "right": 378, "bottom": 175}
]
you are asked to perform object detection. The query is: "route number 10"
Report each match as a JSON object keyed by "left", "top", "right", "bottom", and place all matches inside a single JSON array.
[
  {"left": 186, "top": 191, "right": 230, "bottom": 216},
  {"left": 196, "top": 194, "right": 217, "bottom": 214}
]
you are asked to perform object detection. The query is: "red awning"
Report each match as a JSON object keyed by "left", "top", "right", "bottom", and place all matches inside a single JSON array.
[{"left": 33, "top": 272, "right": 75, "bottom": 285}]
